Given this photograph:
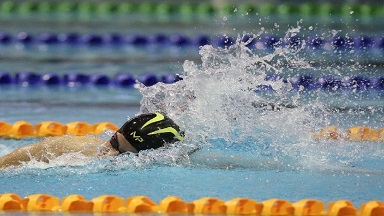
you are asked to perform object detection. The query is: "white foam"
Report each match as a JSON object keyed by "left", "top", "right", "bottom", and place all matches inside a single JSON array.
[
  {"left": 136, "top": 29, "right": 383, "bottom": 172},
  {"left": 19, "top": 152, "right": 94, "bottom": 170}
]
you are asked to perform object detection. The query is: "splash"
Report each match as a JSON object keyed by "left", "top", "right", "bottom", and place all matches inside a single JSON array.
[
  {"left": 137, "top": 26, "right": 384, "bottom": 172},
  {"left": 137, "top": 32, "right": 328, "bottom": 170}
]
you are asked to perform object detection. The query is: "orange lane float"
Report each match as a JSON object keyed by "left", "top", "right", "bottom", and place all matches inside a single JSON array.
[
  {"left": 0, "top": 120, "right": 382, "bottom": 142},
  {"left": 8, "top": 121, "right": 35, "bottom": 139},
  {"left": 0, "top": 121, "right": 119, "bottom": 139},
  {"left": 0, "top": 193, "right": 382, "bottom": 215},
  {"left": 312, "top": 126, "right": 384, "bottom": 142},
  {"left": 35, "top": 121, "right": 67, "bottom": 137}
]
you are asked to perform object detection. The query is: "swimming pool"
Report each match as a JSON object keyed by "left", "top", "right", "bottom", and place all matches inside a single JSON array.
[{"left": 0, "top": 2, "right": 383, "bottom": 214}]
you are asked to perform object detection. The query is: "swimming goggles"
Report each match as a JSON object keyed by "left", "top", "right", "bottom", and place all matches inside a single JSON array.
[{"left": 109, "top": 132, "right": 124, "bottom": 154}]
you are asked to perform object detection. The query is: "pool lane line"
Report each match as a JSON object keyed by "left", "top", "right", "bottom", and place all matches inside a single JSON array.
[
  {"left": 0, "top": 121, "right": 383, "bottom": 142},
  {"left": 1, "top": 72, "right": 383, "bottom": 90},
  {"left": 0, "top": 193, "right": 382, "bottom": 215},
  {"left": 0, "top": 72, "right": 182, "bottom": 87},
  {"left": 0, "top": 121, "right": 118, "bottom": 139},
  {"left": 0, "top": 1, "right": 383, "bottom": 17},
  {"left": 1, "top": 32, "right": 384, "bottom": 50}
]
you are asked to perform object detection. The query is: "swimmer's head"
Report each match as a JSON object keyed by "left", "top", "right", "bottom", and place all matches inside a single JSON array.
[{"left": 109, "top": 113, "right": 184, "bottom": 154}]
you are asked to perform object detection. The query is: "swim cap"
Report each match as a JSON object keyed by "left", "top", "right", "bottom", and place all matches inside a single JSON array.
[{"left": 117, "top": 113, "right": 184, "bottom": 152}]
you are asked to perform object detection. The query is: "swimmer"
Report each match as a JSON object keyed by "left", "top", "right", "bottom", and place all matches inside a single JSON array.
[{"left": 0, "top": 113, "right": 184, "bottom": 170}]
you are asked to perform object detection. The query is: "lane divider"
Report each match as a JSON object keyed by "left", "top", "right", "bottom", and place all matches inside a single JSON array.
[
  {"left": 0, "top": 121, "right": 118, "bottom": 139},
  {"left": 0, "top": 32, "right": 211, "bottom": 47},
  {"left": 266, "top": 74, "right": 384, "bottom": 91},
  {"left": 1, "top": 72, "right": 383, "bottom": 90},
  {"left": 0, "top": 193, "right": 382, "bottom": 215},
  {"left": 0, "top": 1, "right": 383, "bottom": 17},
  {"left": 1, "top": 32, "right": 384, "bottom": 50},
  {"left": 313, "top": 126, "right": 384, "bottom": 142},
  {"left": 0, "top": 72, "right": 182, "bottom": 87},
  {"left": 0, "top": 120, "right": 383, "bottom": 142}
]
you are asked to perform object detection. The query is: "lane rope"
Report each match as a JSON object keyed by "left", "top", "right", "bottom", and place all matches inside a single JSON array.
[
  {"left": 1, "top": 32, "right": 384, "bottom": 50},
  {"left": 0, "top": 121, "right": 118, "bottom": 139},
  {"left": 0, "top": 1, "right": 383, "bottom": 17},
  {"left": 1, "top": 72, "right": 383, "bottom": 90},
  {"left": 0, "top": 120, "right": 383, "bottom": 142},
  {"left": 0, "top": 193, "right": 382, "bottom": 215},
  {"left": 312, "top": 126, "right": 384, "bottom": 142},
  {"left": 0, "top": 72, "right": 182, "bottom": 87}
]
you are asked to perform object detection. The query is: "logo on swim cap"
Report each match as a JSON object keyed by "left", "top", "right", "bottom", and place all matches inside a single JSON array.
[
  {"left": 130, "top": 131, "right": 144, "bottom": 142},
  {"left": 118, "top": 113, "right": 184, "bottom": 152}
]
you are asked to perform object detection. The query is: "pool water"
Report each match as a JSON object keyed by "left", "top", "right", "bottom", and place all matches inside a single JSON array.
[{"left": 0, "top": 9, "right": 383, "bottom": 209}]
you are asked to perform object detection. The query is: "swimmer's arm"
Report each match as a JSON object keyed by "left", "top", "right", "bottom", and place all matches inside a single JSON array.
[
  {"left": 0, "top": 135, "right": 106, "bottom": 170},
  {"left": 0, "top": 141, "right": 47, "bottom": 169}
]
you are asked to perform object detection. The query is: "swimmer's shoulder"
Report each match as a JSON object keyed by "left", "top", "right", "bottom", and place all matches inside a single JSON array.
[
  {"left": 42, "top": 134, "right": 102, "bottom": 143},
  {"left": 41, "top": 134, "right": 104, "bottom": 152}
]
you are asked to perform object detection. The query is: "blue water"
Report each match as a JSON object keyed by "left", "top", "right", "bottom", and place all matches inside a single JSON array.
[
  {"left": 0, "top": 11, "right": 383, "bottom": 209},
  {"left": 1, "top": 165, "right": 383, "bottom": 204}
]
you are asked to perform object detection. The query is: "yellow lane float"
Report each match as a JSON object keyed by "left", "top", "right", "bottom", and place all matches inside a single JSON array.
[
  {"left": 0, "top": 121, "right": 118, "bottom": 139},
  {"left": 0, "top": 193, "right": 382, "bottom": 215},
  {"left": 0, "top": 120, "right": 382, "bottom": 142}
]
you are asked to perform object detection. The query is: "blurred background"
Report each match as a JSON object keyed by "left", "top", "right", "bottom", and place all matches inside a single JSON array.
[{"left": 0, "top": 0, "right": 383, "bottom": 96}]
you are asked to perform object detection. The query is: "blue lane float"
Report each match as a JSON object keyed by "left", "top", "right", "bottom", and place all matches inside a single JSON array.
[
  {"left": 114, "top": 73, "right": 136, "bottom": 87},
  {"left": 1, "top": 32, "right": 384, "bottom": 49},
  {"left": 137, "top": 73, "right": 158, "bottom": 87},
  {"left": 0, "top": 72, "right": 383, "bottom": 90},
  {"left": 63, "top": 73, "right": 91, "bottom": 86}
]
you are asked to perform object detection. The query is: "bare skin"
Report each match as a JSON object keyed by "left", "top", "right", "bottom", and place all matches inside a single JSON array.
[{"left": 0, "top": 132, "right": 137, "bottom": 170}]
